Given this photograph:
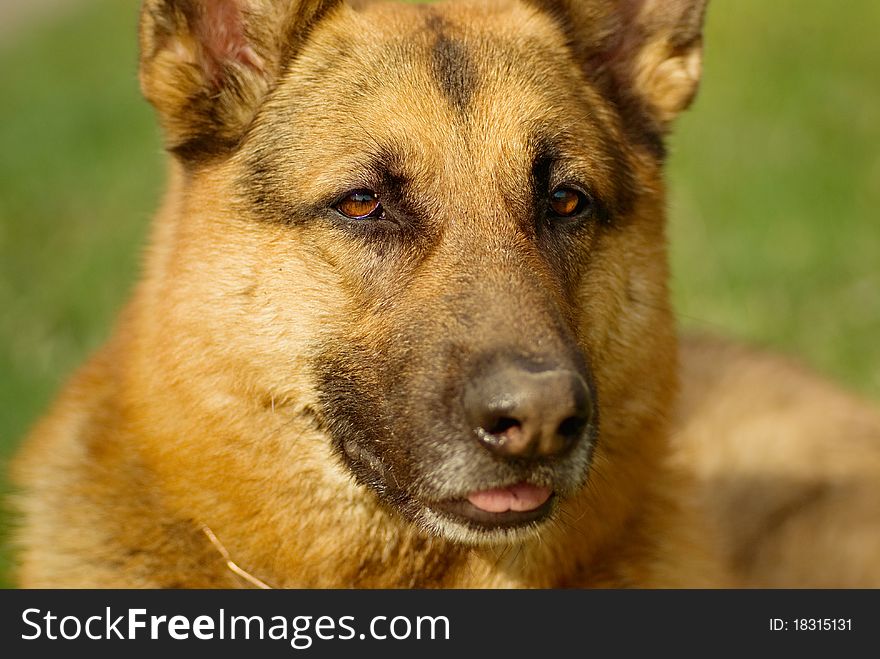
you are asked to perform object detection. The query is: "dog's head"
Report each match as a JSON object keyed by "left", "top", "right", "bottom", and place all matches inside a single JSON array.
[{"left": 139, "top": 0, "right": 707, "bottom": 545}]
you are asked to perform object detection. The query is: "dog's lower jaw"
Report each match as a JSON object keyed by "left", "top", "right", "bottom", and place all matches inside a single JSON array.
[
  {"left": 327, "top": 447, "right": 698, "bottom": 588},
  {"left": 416, "top": 501, "right": 556, "bottom": 547}
]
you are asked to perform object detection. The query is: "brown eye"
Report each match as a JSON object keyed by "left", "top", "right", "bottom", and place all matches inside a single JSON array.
[
  {"left": 336, "top": 190, "right": 382, "bottom": 219},
  {"left": 549, "top": 187, "right": 589, "bottom": 218}
]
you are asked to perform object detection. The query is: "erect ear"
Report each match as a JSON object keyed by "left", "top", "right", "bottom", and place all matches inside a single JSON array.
[
  {"left": 526, "top": 0, "right": 708, "bottom": 147},
  {"left": 139, "top": 0, "right": 343, "bottom": 161}
]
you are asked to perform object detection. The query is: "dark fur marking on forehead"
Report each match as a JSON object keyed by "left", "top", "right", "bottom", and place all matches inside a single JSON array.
[{"left": 426, "top": 14, "right": 478, "bottom": 114}]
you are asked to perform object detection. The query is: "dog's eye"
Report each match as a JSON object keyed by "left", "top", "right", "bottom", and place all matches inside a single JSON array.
[
  {"left": 335, "top": 190, "right": 382, "bottom": 219},
  {"left": 549, "top": 187, "right": 591, "bottom": 219}
]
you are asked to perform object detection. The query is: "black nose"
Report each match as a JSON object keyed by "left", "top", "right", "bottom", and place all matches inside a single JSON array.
[{"left": 464, "top": 359, "right": 593, "bottom": 459}]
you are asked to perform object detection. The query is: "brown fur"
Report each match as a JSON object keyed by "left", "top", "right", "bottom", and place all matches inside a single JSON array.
[{"left": 11, "top": 0, "right": 880, "bottom": 588}]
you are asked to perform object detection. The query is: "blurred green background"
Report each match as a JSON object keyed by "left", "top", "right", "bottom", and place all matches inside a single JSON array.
[{"left": 0, "top": 0, "right": 877, "bottom": 588}]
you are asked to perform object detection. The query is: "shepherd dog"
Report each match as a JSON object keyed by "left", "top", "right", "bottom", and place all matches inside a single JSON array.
[{"left": 12, "top": 0, "right": 880, "bottom": 588}]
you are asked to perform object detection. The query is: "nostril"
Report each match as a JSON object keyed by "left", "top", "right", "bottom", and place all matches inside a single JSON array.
[
  {"left": 487, "top": 416, "right": 521, "bottom": 436},
  {"left": 557, "top": 415, "right": 587, "bottom": 443}
]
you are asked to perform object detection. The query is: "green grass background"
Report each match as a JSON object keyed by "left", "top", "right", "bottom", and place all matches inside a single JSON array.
[{"left": 0, "top": 0, "right": 877, "bottom": 587}]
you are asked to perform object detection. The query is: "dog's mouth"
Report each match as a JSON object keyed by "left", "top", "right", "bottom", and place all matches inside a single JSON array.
[
  {"left": 334, "top": 423, "right": 588, "bottom": 542},
  {"left": 425, "top": 482, "right": 555, "bottom": 531},
  {"left": 338, "top": 435, "right": 579, "bottom": 541}
]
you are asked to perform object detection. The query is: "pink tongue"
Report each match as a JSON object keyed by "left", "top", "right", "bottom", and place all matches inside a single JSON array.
[{"left": 467, "top": 483, "right": 552, "bottom": 513}]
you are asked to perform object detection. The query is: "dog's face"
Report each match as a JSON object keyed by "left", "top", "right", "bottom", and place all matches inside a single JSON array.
[{"left": 139, "top": 0, "right": 706, "bottom": 544}]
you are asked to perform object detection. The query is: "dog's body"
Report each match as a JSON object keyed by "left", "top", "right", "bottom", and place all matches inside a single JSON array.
[{"left": 12, "top": 0, "right": 880, "bottom": 588}]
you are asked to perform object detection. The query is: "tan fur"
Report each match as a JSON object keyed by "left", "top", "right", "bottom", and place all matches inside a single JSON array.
[{"left": 11, "top": 0, "right": 880, "bottom": 588}]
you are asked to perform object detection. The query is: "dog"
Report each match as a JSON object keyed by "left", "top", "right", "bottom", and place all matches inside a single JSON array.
[{"left": 12, "top": 0, "right": 880, "bottom": 588}]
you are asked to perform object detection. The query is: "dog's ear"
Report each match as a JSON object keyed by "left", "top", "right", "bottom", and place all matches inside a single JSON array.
[
  {"left": 527, "top": 0, "right": 708, "bottom": 143},
  {"left": 139, "top": 0, "right": 342, "bottom": 161}
]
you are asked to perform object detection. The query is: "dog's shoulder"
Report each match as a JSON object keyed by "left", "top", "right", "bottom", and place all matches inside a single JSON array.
[{"left": 11, "top": 332, "right": 233, "bottom": 588}]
